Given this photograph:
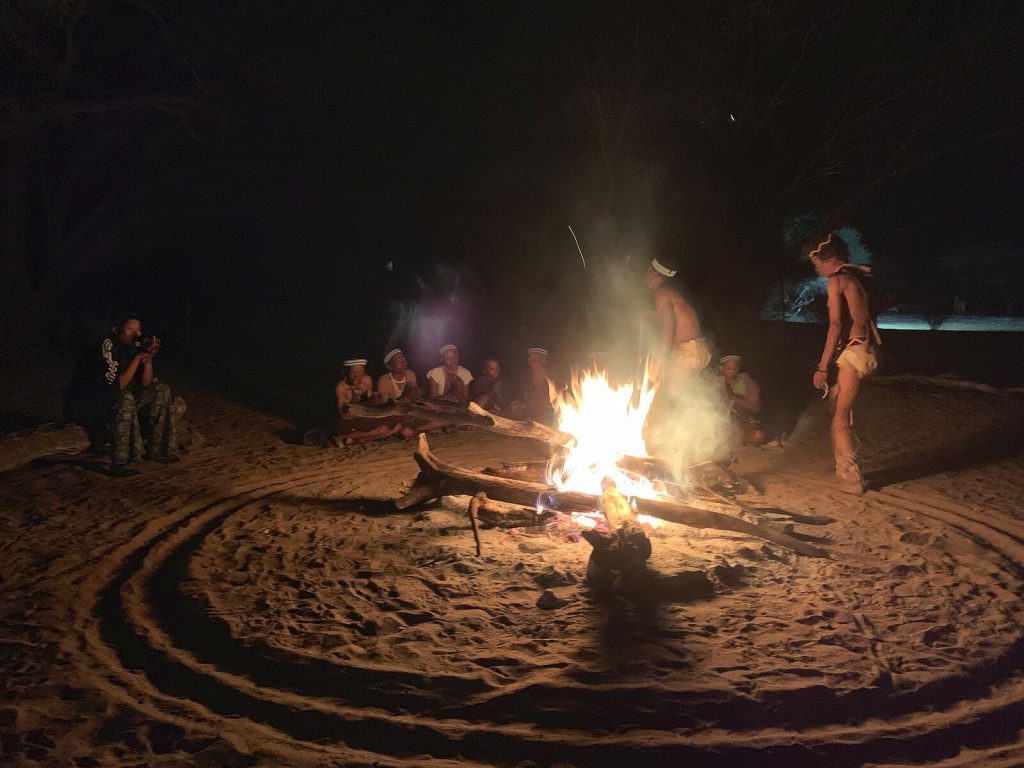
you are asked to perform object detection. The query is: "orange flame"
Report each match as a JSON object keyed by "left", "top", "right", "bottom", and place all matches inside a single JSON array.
[{"left": 547, "top": 367, "right": 665, "bottom": 526}]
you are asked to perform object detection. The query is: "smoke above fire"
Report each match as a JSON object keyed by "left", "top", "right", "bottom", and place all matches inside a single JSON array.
[
  {"left": 548, "top": 220, "right": 738, "bottom": 490},
  {"left": 647, "top": 372, "right": 739, "bottom": 478}
]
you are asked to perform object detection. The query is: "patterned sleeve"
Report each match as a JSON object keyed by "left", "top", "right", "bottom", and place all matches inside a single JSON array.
[{"left": 101, "top": 338, "right": 119, "bottom": 384}]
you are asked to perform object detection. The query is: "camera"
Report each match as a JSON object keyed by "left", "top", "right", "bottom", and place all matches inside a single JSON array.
[{"left": 136, "top": 337, "right": 157, "bottom": 353}]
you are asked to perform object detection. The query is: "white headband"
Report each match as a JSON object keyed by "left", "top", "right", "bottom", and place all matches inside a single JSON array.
[
  {"left": 808, "top": 233, "right": 833, "bottom": 259},
  {"left": 383, "top": 349, "right": 402, "bottom": 364},
  {"left": 343, "top": 358, "right": 368, "bottom": 367},
  {"left": 527, "top": 347, "right": 549, "bottom": 357},
  {"left": 439, "top": 344, "right": 458, "bottom": 355},
  {"left": 651, "top": 258, "right": 677, "bottom": 278},
  {"left": 719, "top": 355, "right": 741, "bottom": 365}
]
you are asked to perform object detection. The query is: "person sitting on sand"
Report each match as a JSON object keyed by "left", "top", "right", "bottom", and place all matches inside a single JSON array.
[
  {"left": 805, "top": 231, "right": 882, "bottom": 495},
  {"left": 375, "top": 349, "right": 420, "bottom": 403},
  {"left": 65, "top": 312, "right": 179, "bottom": 476},
  {"left": 646, "top": 256, "right": 711, "bottom": 391},
  {"left": 510, "top": 347, "right": 558, "bottom": 424},
  {"left": 719, "top": 355, "right": 765, "bottom": 447},
  {"left": 426, "top": 344, "right": 473, "bottom": 404},
  {"left": 335, "top": 358, "right": 400, "bottom": 443},
  {"left": 336, "top": 358, "right": 373, "bottom": 407},
  {"left": 469, "top": 356, "right": 509, "bottom": 412}
]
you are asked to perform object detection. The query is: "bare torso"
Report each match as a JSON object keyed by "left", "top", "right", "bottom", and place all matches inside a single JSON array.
[
  {"left": 655, "top": 285, "right": 701, "bottom": 349},
  {"left": 835, "top": 271, "right": 870, "bottom": 341}
]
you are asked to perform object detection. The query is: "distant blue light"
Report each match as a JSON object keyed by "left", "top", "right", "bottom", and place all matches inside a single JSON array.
[{"left": 781, "top": 315, "right": 1024, "bottom": 332}]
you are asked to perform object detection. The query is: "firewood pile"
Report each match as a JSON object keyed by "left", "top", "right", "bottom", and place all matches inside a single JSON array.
[
  {"left": 349, "top": 398, "right": 831, "bottom": 586},
  {"left": 398, "top": 433, "right": 828, "bottom": 566}
]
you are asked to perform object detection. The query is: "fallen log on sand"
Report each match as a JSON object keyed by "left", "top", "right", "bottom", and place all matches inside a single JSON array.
[
  {"left": 482, "top": 460, "right": 549, "bottom": 483},
  {"left": 347, "top": 400, "right": 575, "bottom": 447},
  {"left": 473, "top": 496, "right": 554, "bottom": 529},
  {"left": 0, "top": 423, "right": 91, "bottom": 474},
  {"left": 398, "top": 434, "right": 828, "bottom": 558}
]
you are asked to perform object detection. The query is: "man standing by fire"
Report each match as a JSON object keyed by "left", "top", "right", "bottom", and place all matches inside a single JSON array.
[
  {"left": 646, "top": 256, "right": 712, "bottom": 391},
  {"left": 805, "top": 231, "right": 882, "bottom": 495}
]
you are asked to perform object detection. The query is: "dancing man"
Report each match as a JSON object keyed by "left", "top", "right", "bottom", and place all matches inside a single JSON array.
[{"left": 806, "top": 232, "right": 882, "bottom": 495}]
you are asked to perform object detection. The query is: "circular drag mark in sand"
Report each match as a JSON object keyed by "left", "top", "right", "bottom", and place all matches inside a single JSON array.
[{"left": 75, "top": 464, "right": 1024, "bottom": 767}]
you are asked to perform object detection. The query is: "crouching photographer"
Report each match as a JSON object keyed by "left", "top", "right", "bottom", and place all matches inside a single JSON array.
[{"left": 66, "top": 312, "right": 179, "bottom": 476}]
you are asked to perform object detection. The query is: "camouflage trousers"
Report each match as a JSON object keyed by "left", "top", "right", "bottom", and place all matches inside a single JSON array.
[{"left": 110, "top": 381, "right": 177, "bottom": 465}]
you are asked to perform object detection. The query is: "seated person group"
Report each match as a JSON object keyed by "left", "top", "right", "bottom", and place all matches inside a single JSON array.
[
  {"left": 334, "top": 342, "right": 766, "bottom": 448},
  {"left": 334, "top": 345, "right": 560, "bottom": 443}
]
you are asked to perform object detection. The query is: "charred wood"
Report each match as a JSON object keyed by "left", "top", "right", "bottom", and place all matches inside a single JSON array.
[{"left": 410, "top": 434, "right": 828, "bottom": 558}]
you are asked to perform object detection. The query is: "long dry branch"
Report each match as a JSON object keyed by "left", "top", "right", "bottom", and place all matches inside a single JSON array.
[
  {"left": 466, "top": 402, "right": 574, "bottom": 446},
  {"left": 348, "top": 401, "right": 492, "bottom": 428},
  {"left": 347, "top": 400, "right": 575, "bottom": 447},
  {"left": 407, "top": 434, "right": 828, "bottom": 558}
]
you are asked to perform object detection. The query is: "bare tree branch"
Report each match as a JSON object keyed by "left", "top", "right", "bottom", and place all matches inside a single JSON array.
[{"left": 0, "top": 94, "right": 229, "bottom": 140}]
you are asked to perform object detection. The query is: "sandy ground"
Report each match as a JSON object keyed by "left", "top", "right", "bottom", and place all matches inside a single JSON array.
[{"left": 2, "top": 366, "right": 1024, "bottom": 767}]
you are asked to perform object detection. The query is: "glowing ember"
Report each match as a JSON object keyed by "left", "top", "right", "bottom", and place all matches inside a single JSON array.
[{"left": 547, "top": 368, "right": 665, "bottom": 526}]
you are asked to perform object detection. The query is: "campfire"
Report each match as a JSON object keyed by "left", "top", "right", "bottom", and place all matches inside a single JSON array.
[
  {"left": 525, "top": 367, "right": 663, "bottom": 587},
  {"left": 352, "top": 366, "right": 827, "bottom": 587},
  {"left": 547, "top": 368, "right": 664, "bottom": 530}
]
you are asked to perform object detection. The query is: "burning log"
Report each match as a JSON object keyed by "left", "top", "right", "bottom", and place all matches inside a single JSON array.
[
  {"left": 401, "top": 434, "right": 828, "bottom": 558},
  {"left": 484, "top": 457, "right": 712, "bottom": 491},
  {"left": 598, "top": 476, "right": 636, "bottom": 529},
  {"left": 581, "top": 478, "right": 652, "bottom": 590}
]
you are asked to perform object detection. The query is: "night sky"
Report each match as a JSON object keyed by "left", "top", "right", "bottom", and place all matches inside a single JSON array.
[{"left": 2, "top": 1, "right": 1022, "bottom": 373}]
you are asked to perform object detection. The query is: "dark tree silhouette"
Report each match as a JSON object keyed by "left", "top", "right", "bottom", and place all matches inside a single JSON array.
[{"left": 0, "top": 1, "right": 225, "bottom": 348}]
